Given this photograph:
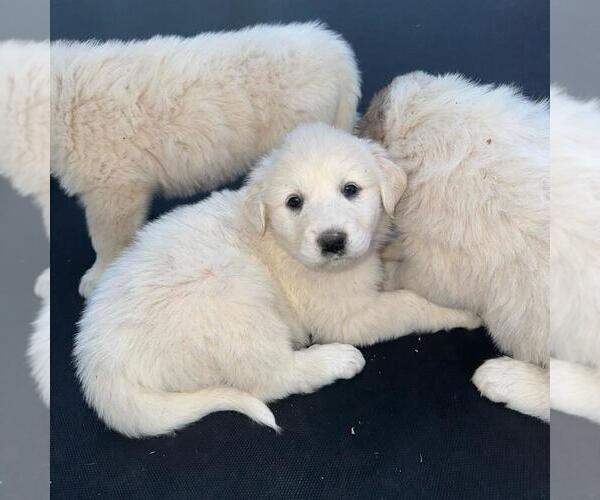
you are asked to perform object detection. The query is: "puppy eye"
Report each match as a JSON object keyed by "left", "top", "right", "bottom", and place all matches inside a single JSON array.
[
  {"left": 286, "top": 195, "right": 303, "bottom": 211},
  {"left": 342, "top": 183, "right": 360, "bottom": 198}
]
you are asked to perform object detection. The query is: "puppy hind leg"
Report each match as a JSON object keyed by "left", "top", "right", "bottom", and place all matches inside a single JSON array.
[
  {"left": 472, "top": 357, "right": 550, "bottom": 421},
  {"left": 254, "top": 343, "right": 366, "bottom": 402},
  {"left": 551, "top": 359, "right": 600, "bottom": 425},
  {"left": 79, "top": 186, "right": 151, "bottom": 298}
]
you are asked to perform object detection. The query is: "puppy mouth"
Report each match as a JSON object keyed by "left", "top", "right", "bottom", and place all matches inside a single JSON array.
[{"left": 319, "top": 252, "right": 355, "bottom": 268}]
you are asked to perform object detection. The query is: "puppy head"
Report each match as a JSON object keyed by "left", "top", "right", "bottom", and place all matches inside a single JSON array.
[
  {"left": 358, "top": 72, "right": 503, "bottom": 173},
  {"left": 245, "top": 123, "right": 406, "bottom": 269},
  {"left": 356, "top": 71, "right": 435, "bottom": 145}
]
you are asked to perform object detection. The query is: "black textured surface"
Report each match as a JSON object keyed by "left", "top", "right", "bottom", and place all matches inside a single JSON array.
[{"left": 50, "top": 1, "right": 550, "bottom": 498}]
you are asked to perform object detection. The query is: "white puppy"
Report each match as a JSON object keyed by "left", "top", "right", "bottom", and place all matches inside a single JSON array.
[
  {"left": 0, "top": 41, "right": 50, "bottom": 233},
  {"left": 51, "top": 22, "right": 361, "bottom": 297},
  {"left": 550, "top": 88, "right": 600, "bottom": 425},
  {"left": 0, "top": 40, "right": 50, "bottom": 406},
  {"left": 357, "top": 72, "right": 550, "bottom": 420},
  {"left": 74, "top": 123, "right": 480, "bottom": 438}
]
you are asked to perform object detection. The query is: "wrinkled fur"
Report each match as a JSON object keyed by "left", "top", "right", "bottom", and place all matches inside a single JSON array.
[
  {"left": 550, "top": 88, "right": 600, "bottom": 425},
  {"left": 0, "top": 40, "right": 50, "bottom": 232},
  {"left": 0, "top": 40, "right": 50, "bottom": 406},
  {"left": 51, "top": 22, "right": 361, "bottom": 297},
  {"left": 74, "top": 124, "right": 480, "bottom": 438},
  {"left": 358, "top": 72, "right": 550, "bottom": 420}
]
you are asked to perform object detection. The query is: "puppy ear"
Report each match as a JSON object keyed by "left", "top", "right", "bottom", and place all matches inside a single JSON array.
[
  {"left": 244, "top": 161, "right": 270, "bottom": 236},
  {"left": 244, "top": 183, "right": 267, "bottom": 236},
  {"left": 369, "top": 142, "right": 407, "bottom": 217}
]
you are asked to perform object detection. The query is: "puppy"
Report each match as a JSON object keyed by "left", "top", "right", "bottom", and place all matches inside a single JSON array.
[
  {"left": 0, "top": 40, "right": 50, "bottom": 406},
  {"left": 357, "top": 72, "right": 550, "bottom": 420},
  {"left": 0, "top": 40, "right": 50, "bottom": 233},
  {"left": 51, "top": 22, "right": 361, "bottom": 297},
  {"left": 550, "top": 88, "right": 600, "bottom": 425},
  {"left": 74, "top": 123, "right": 480, "bottom": 438}
]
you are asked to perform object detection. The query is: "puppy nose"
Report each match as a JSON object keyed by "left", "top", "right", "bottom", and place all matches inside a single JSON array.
[{"left": 318, "top": 230, "right": 347, "bottom": 255}]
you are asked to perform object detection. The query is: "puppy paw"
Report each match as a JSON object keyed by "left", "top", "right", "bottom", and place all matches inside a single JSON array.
[
  {"left": 454, "top": 310, "right": 482, "bottom": 330},
  {"left": 437, "top": 307, "right": 482, "bottom": 331},
  {"left": 79, "top": 263, "right": 105, "bottom": 298},
  {"left": 472, "top": 357, "right": 549, "bottom": 421},
  {"left": 310, "top": 343, "right": 366, "bottom": 379}
]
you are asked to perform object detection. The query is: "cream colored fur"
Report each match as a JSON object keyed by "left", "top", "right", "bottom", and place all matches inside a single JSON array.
[
  {"left": 50, "top": 23, "right": 361, "bottom": 297},
  {"left": 74, "top": 124, "right": 480, "bottom": 438},
  {"left": 0, "top": 40, "right": 50, "bottom": 232},
  {"left": 357, "top": 72, "right": 550, "bottom": 420},
  {"left": 550, "top": 88, "right": 600, "bottom": 426},
  {"left": 0, "top": 40, "right": 50, "bottom": 406}
]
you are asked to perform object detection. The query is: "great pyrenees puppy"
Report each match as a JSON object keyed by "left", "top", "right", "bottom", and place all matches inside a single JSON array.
[
  {"left": 0, "top": 41, "right": 50, "bottom": 233},
  {"left": 357, "top": 72, "right": 550, "bottom": 420},
  {"left": 74, "top": 123, "right": 480, "bottom": 438},
  {"left": 0, "top": 40, "right": 50, "bottom": 406},
  {"left": 51, "top": 22, "right": 360, "bottom": 298},
  {"left": 550, "top": 88, "right": 600, "bottom": 426}
]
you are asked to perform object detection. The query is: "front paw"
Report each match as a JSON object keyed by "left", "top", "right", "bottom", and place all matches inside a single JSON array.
[
  {"left": 454, "top": 310, "right": 482, "bottom": 330},
  {"left": 79, "top": 263, "right": 105, "bottom": 299},
  {"left": 310, "top": 343, "right": 366, "bottom": 380},
  {"left": 472, "top": 357, "right": 550, "bottom": 420}
]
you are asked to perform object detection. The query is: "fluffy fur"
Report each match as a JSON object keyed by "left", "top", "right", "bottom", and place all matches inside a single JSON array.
[
  {"left": 357, "top": 72, "right": 550, "bottom": 420},
  {"left": 51, "top": 22, "right": 361, "bottom": 297},
  {"left": 0, "top": 40, "right": 50, "bottom": 406},
  {"left": 74, "top": 123, "right": 480, "bottom": 438},
  {"left": 28, "top": 268, "right": 50, "bottom": 407},
  {"left": 550, "top": 88, "right": 600, "bottom": 425}
]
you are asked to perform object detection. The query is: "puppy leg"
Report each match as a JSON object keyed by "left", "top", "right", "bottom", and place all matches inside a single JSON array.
[
  {"left": 472, "top": 357, "right": 549, "bottom": 421},
  {"left": 381, "top": 259, "right": 402, "bottom": 291},
  {"left": 254, "top": 343, "right": 365, "bottom": 401},
  {"left": 80, "top": 187, "right": 151, "bottom": 298},
  {"left": 379, "top": 244, "right": 406, "bottom": 291},
  {"left": 551, "top": 359, "right": 600, "bottom": 425},
  {"left": 316, "top": 290, "right": 481, "bottom": 346}
]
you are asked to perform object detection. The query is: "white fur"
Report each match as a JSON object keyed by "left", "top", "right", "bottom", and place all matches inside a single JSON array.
[
  {"left": 28, "top": 268, "right": 50, "bottom": 407},
  {"left": 549, "top": 88, "right": 600, "bottom": 425},
  {"left": 0, "top": 40, "right": 50, "bottom": 406},
  {"left": 0, "top": 40, "right": 50, "bottom": 232},
  {"left": 357, "top": 72, "right": 550, "bottom": 419},
  {"left": 50, "top": 22, "right": 361, "bottom": 297},
  {"left": 74, "top": 124, "right": 480, "bottom": 438}
]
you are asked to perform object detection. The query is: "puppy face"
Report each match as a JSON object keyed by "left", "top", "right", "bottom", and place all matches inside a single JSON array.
[{"left": 246, "top": 124, "right": 406, "bottom": 269}]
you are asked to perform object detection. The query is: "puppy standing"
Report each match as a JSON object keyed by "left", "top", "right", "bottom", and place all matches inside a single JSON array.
[
  {"left": 550, "top": 88, "right": 600, "bottom": 425},
  {"left": 358, "top": 72, "right": 550, "bottom": 420},
  {"left": 0, "top": 40, "right": 50, "bottom": 406},
  {"left": 74, "top": 124, "right": 480, "bottom": 438},
  {"left": 51, "top": 22, "right": 361, "bottom": 297}
]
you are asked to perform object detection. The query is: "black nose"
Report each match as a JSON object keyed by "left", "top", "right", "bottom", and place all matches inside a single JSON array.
[{"left": 318, "top": 230, "right": 347, "bottom": 255}]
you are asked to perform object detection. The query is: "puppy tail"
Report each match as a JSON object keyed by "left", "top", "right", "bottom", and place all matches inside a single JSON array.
[{"left": 88, "top": 380, "right": 280, "bottom": 438}]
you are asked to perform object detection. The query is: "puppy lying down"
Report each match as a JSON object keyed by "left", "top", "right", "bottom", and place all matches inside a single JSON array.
[
  {"left": 358, "top": 72, "right": 549, "bottom": 420},
  {"left": 74, "top": 123, "right": 480, "bottom": 438}
]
